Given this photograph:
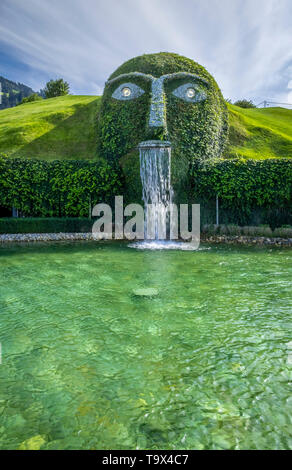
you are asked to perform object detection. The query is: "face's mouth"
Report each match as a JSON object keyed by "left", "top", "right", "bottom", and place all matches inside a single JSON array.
[{"left": 138, "top": 140, "right": 171, "bottom": 149}]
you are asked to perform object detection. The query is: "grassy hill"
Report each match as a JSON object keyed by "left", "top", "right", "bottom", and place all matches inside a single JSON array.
[
  {"left": 0, "top": 95, "right": 291, "bottom": 160},
  {"left": 226, "top": 104, "right": 292, "bottom": 159},
  {"left": 0, "top": 95, "right": 100, "bottom": 160}
]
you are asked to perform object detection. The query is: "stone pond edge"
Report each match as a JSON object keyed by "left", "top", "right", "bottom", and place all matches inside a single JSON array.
[{"left": 0, "top": 232, "right": 291, "bottom": 246}]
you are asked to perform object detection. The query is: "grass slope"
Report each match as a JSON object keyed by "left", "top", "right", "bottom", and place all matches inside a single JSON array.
[
  {"left": 0, "top": 95, "right": 100, "bottom": 160},
  {"left": 227, "top": 104, "right": 292, "bottom": 159},
  {"left": 0, "top": 96, "right": 291, "bottom": 160}
]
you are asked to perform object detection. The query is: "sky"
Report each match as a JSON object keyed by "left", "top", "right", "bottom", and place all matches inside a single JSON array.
[{"left": 0, "top": 0, "right": 292, "bottom": 104}]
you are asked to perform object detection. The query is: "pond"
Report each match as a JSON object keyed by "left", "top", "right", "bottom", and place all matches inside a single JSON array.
[{"left": 0, "top": 241, "right": 291, "bottom": 450}]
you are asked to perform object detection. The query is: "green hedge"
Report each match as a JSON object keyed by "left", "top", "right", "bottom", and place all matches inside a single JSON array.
[
  {"left": 202, "top": 224, "right": 292, "bottom": 238},
  {"left": 0, "top": 217, "right": 93, "bottom": 234},
  {"left": 0, "top": 156, "right": 291, "bottom": 229},
  {"left": 190, "top": 158, "right": 292, "bottom": 227},
  {"left": 0, "top": 157, "right": 122, "bottom": 217}
]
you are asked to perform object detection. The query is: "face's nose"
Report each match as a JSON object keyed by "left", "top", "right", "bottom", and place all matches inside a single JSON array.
[{"left": 147, "top": 77, "right": 168, "bottom": 139}]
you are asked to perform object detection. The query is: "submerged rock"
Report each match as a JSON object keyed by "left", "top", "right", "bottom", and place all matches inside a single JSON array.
[
  {"left": 18, "top": 434, "right": 46, "bottom": 450},
  {"left": 133, "top": 288, "right": 158, "bottom": 297}
]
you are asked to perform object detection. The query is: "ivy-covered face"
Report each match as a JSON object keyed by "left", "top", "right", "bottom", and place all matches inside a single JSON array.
[{"left": 97, "top": 53, "right": 228, "bottom": 201}]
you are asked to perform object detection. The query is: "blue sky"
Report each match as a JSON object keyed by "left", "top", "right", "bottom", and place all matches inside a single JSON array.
[{"left": 1, "top": 0, "right": 292, "bottom": 104}]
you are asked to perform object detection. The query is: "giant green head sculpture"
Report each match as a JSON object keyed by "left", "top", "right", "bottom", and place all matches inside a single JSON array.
[{"left": 97, "top": 52, "right": 228, "bottom": 201}]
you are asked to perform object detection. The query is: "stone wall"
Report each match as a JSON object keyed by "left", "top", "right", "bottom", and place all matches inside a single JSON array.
[{"left": 0, "top": 232, "right": 291, "bottom": 246}]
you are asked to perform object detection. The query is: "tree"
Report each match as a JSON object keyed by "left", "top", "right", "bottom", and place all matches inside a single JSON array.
[
  {"left": 8, "top": 92, "right": 16, "bottom": 107},
  {"left": 44, "top": 79, "right": 70, "bottom": 98},
  {"left": 20, "top": 93, "right": 43, "bottom": 104},
  {"left": 17, "top": 91, "right": 24, "bottom": 104},
  {"left": 234, "top": 99, "right": 256, "bottom": 109},
  {"left": 0, "top": 93, "right": 9, "bottom": 110}
]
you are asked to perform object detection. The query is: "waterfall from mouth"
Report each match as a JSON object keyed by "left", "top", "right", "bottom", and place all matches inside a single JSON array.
[{"left": 139, "top": 141, "right": 173, "bottom": 240}]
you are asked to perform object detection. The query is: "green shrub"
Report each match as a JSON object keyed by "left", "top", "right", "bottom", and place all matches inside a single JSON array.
[
  {"left": 0, "top": 217, "right": 93, "bottom": 234},
  {"left": 221, "top": 225, "right": 242, "bottom": 236},
  {"left": 241, "top": 225, "right": 272, "bottom": 237},
  {"left": 273, "top": 226, "right": 292, "bottom": 238},
  {"left": 233, "top": 99, "right": 256, "bottom": 109},
  {"left": 0, "top": 158, "right": 122, "bottom": 217},
  {"left": 44, "top": 79, "right": 70, "bottom": 98},
  {"left": 0, "top": 156, "right": 291, "bottom": 229},
  {"left": 190, "top": 158, "right": 292, "bottom": 227},
  {"left": 202, "top": 224, "right": 292, "bottom": 238},
  {"left": 21, "top": 93, "right": 43, "bottom": 104}
]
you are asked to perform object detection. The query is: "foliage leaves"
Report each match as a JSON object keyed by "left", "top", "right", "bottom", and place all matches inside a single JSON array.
[
  {"left": 21, "top": 93, "right": 43, "bottom": 104},
  {"left": 0, "top": 217, "right": 92, "bottom": 234},
  {"left": 233, "top": 99, "right": 256, "bottom": 109},
  {"left": 190, "top": 158, "right": 292, "bottom": 225},
  {"left": 0, "top": 156, "right": 290, "bottom": 226},
  {"left": 97, "top": 53, "right": 229, "bottom": 163},
  {"left": 44, "top": 79, "right": 70, "bottom": 98},
  {"left": 0, "top": 157, "right": 122, "bottom": 217}
]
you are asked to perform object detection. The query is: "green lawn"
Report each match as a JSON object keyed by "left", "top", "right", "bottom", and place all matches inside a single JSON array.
[
  {"left": 0, "top": 95, "right": 101, "bottom": 160},
  {"left": 0, "top": 96, "right": 291, "bottom": 160},
  {"left": 227, "top": 103, "right": 292, "bottom": 159}
]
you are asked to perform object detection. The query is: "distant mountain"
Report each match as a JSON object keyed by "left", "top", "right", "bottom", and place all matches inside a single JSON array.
[{"left": 0, "top": 76, "right": 35, "bottom": 110}]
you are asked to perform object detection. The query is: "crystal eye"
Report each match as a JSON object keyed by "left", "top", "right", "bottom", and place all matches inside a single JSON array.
[
  {"left": 112, "top": 82, "right": 145, "bottom": 100},
  {"left": 172, "top": 83, "right": 206, "bottom": 103},
  {"left": 186, "top": 88, "right": 196, "bottom": 98},
  {"left": 122, "top": 87, "right": 131, "bottom": 97}
]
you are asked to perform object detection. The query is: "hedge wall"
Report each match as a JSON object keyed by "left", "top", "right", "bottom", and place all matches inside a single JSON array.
[
  {"left": 0, "top": 157, "right": 122, "bottom": 217},
  {"left": 0, "top": 156, "right": 291, "bottom": 228},
  {"left": 0, "top": 217, "right": 92, "bottom": 234},
  {"left": 190, "top": 158, "right": 292, "bottom": 227}
]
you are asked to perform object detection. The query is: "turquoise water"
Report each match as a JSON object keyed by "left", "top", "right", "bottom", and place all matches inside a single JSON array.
[{"left": 0, "top": 241, "right": 291, "bottom": 450}]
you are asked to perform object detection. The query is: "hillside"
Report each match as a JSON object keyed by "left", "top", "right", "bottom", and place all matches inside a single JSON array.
[
  {"left": 226, "top": 104, "right": 292, "bottom": 159},
  {"left": 0, "top": 76, "right": 35, "bottom": 110},
  {"left": 0, "top": 95, "right": 100, "bottom": 160},
  {"left": 0, "top": 95, "right": 291, "bottom": 160}
]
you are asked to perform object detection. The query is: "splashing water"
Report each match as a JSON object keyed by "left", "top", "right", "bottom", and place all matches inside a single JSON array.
[{"left": 139, "top": 141, "right": 173, "bottom": 240}]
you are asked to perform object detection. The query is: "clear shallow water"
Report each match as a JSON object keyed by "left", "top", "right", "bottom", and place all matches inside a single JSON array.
[{"left": 0, "top": 241, "right": 291, "bottom": 450}]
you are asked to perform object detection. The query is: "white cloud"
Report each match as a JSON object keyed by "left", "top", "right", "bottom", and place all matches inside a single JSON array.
[{"left": 0, "top": 0, "right": 292, "bottom": 103}]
